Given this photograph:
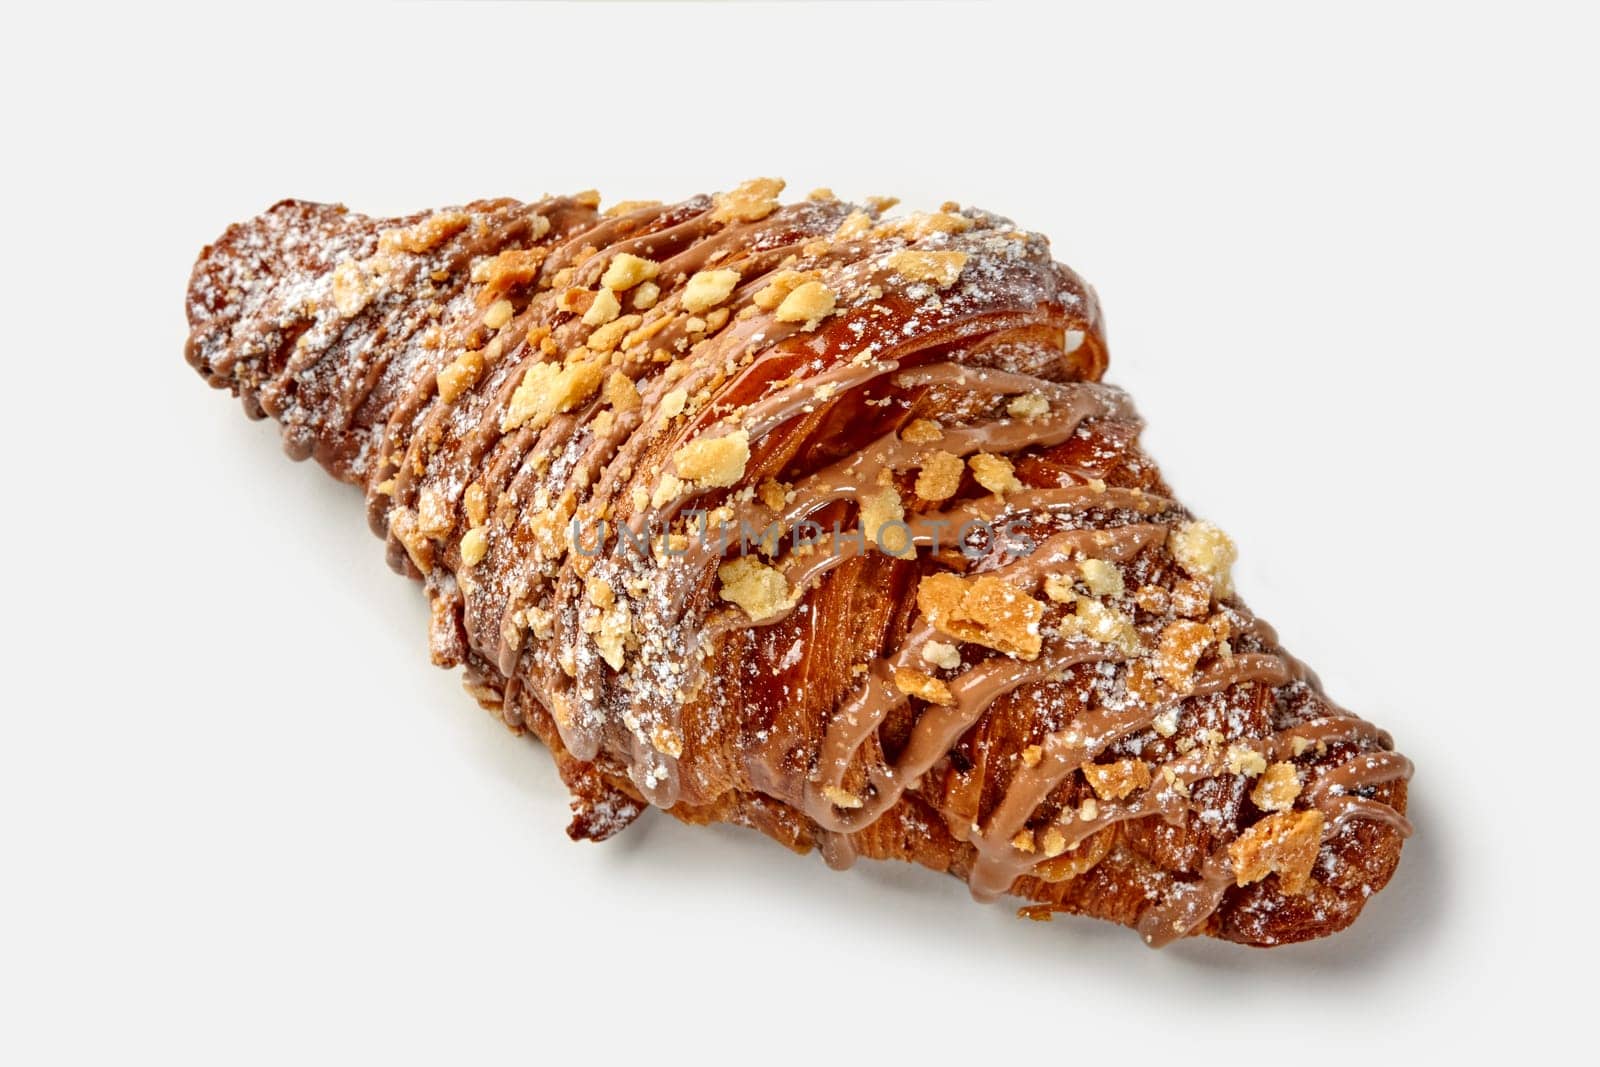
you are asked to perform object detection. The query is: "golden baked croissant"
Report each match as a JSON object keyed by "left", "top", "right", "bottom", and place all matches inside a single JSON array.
[{"left": 185, "top": 180, "right": 1411, "bottom": 947}]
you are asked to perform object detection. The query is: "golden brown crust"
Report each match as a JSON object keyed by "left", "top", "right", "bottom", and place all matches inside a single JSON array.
[{"left": 186, "top": 182, "right": 1408, "bottom": 947}]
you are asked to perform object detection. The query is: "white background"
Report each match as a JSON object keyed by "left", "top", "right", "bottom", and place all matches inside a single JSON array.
[{"left": 3, "top": 1, "right": 1595, "bottom": 1061}]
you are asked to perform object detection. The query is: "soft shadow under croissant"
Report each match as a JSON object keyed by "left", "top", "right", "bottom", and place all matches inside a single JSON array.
[{"left": 185, "top": 180, "right": 1411, "bottom": 947}]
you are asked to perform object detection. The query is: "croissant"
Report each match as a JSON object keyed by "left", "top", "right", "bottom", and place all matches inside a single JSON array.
[{"left": 185, "top": 180, "right": 1411, "bottom": 947}]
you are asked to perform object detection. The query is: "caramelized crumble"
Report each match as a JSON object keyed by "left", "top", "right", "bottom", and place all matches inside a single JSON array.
[
  {"left": 969, "top": 452, "right": 1022, "bottom": 495},
  {"left": 1078, "top": 558, "right": 1124, "bottom": 598},
  {"left": 1082, "top": 758, "right": 1152, "bottom": 800},
  {"left": 604, "top": 371, "right": 641, "bottom": 412},
  {"left": 752, "top": 269, "right": 820, "bottom": 311},
  {"left": 672, "top": 430, "right": 751, "bottom": 488},
  {"left": 894, "top": 667, "right": 955, "bottom": 706},
  {"left": 378, "top": 211, "right": 471, "bottom": 254},
  {"left": 436, "top": 348, "right": 485, "bottom": 403},
  {"left": 1229, "top": 810, "right": 1325, "bottom": 895},
  {"left": 1171, "top": 520, "right": 1238, "bottom": 596},
  {"left": 582, "top": 287, "right": 621, "bottom": 327},
  {"left": 920, "top": 640, "right": 962, "bottom": 671},
  {"left": 718, "top": 556, "right": 794, "bottom": 622},
  {"left": 711, "top": 177, "right": 785, "bottom": 223},
  {"left": 1251, "top": 763, "right": 1303, "bottom": 812},
  {"left": 918, "top": 573, "right": 1045, "bottom": 659},
  {"left": 600, "top": 253, "right": 659, "bottom": 292},
  {"left": 459, "top": 527, "right": 487, "bottom": 568},
  {"left": 822, "top": 785, "right": 864, "bottom": 810},
  {"left": 1153, "top": 619, "right": 1212, "bottom": 694},
  {"left": 774, "top": 281, "right": 836, "bottom": 330},
  {"left": 682, "top": 269, "right": 741, "bottom": 313},
  {"left": 887, "top": 249, "right": 969, "bottom": 288},
  {"left": 914, "top": 450, "right": 965, "bottom": 501},
  {"left": 502, "top": 357, "right": 607, "bottom": 432}
]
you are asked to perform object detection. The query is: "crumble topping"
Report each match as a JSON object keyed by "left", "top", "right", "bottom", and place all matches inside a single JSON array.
[
  {"left": 878, "top": 212, "right": 974, "bottom": 240},
  {"left": 600, "top": 253, "right": 659, "bottom": 292},
  {"left": 479, "top": 248, "right": 547, "bottom": 302},
  {"left": 822, "top": 784, "right": 864, "bottom": 809},
  {"left": 887, "top": 249, "right": 969, "bottom": 288},
  {"left": 834, "top": 211, "right": 873, "bottom": 241},
  {"left": 757, "top": 479, "right": 789, "bottom": 511},
  {"left": 894, "top": 667, "right": 956, "bottom": 706},
  {"left": 859, "top": 487, "right": 913, "bottom": 557},
  {"left": 1006, "top": 393, "right": 1049, "bottom": 419},
  {"left": 1153, "top": 619, "right": 1212, "bottom": 694},
  {"left": 671, "top": 430, "right": 751, "bottom": 488},
  {"left": 1229, "top": 810, "right": 1325, "bottom": 895},
  {"left": 460, "top": 526, "right": 488, "bottom": 568},
  {"left": 914, "top": 450, "right": 964, "bottom": 501},
  {"left": 582, "top": 287, "right": 621, "bottom": 327},
  {"left": 659, "top": 387, "right": 688, "bottom": 420},
  {"left": 1082, "top": 758, "right": 1152, "bottom": 800},
  {"left": 1043, "top": 574, "right": 1076, "bottom": 603},
  {"left": 773, "top": 281, "right": 836, "bottom": 330},
  {"left": 651, "top": 725, "right": 685, "bottom": 759},
  {"left": 969, "top": 452, "right": 1022, "bottom": 495},
  {"left": 1134, "top": 585, "right": 1169, "bottom": 613},
  {"left": 330, "top": 258, "right": 377, "bottom": 317},
  {"left": 436, "top": 348, "right": 486, "bottom": 404},
  {"left": 482, "top": 299, "right": 514, "bottom": 330},
  {"left": 917, "top": 573, "right": 1045, "bottom": 659},
  {"left": 378, "top": 211, "right": 471, "bottom": 254},
  {"left": 718, "top": 556, "right": 794, "bottom": 622},
  {"left": 604, "top": 371, "right": 641, "bottom": 412},
  {"left": 682, "top": 269, "right": 741, "bottom": 313},
  {"left": 502, "top": 356, "right": 607, "bottom": 432},
  {"left": 463, "top": 483, "right": 488, "bottom": 527},
  {"left": 1171, "top": 577, "right": 1212, "bottom": 618},
  {"left": 752, "top": 269, "right": 822, "bottom": 311},
  {"left": 1226, "top": 744, "right": 1269, "bottom": 778},
  {"left": 1058, "top": 597, "right": 1139, "bottom": 654},
  {"left": 416, "top": 486, "right": 452, "bottom": 539},
  {"left": 1170, "top": 520, "right": 1238, "bottom": 596},
  {"left": 631, "top": 281, "right": 661, "bottom": 310},
  {"left": 1078, "top": 558, "right": 1124, "bottom": 598},
  {"left": 710, "top": 177, "right": 785, "bottom": 223},
  {"left": 587, "top": 313, "right": 641, "bottom": 353},
  {"left": 1251, "top": 763, "right": 1303, "bottom": 811}
]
